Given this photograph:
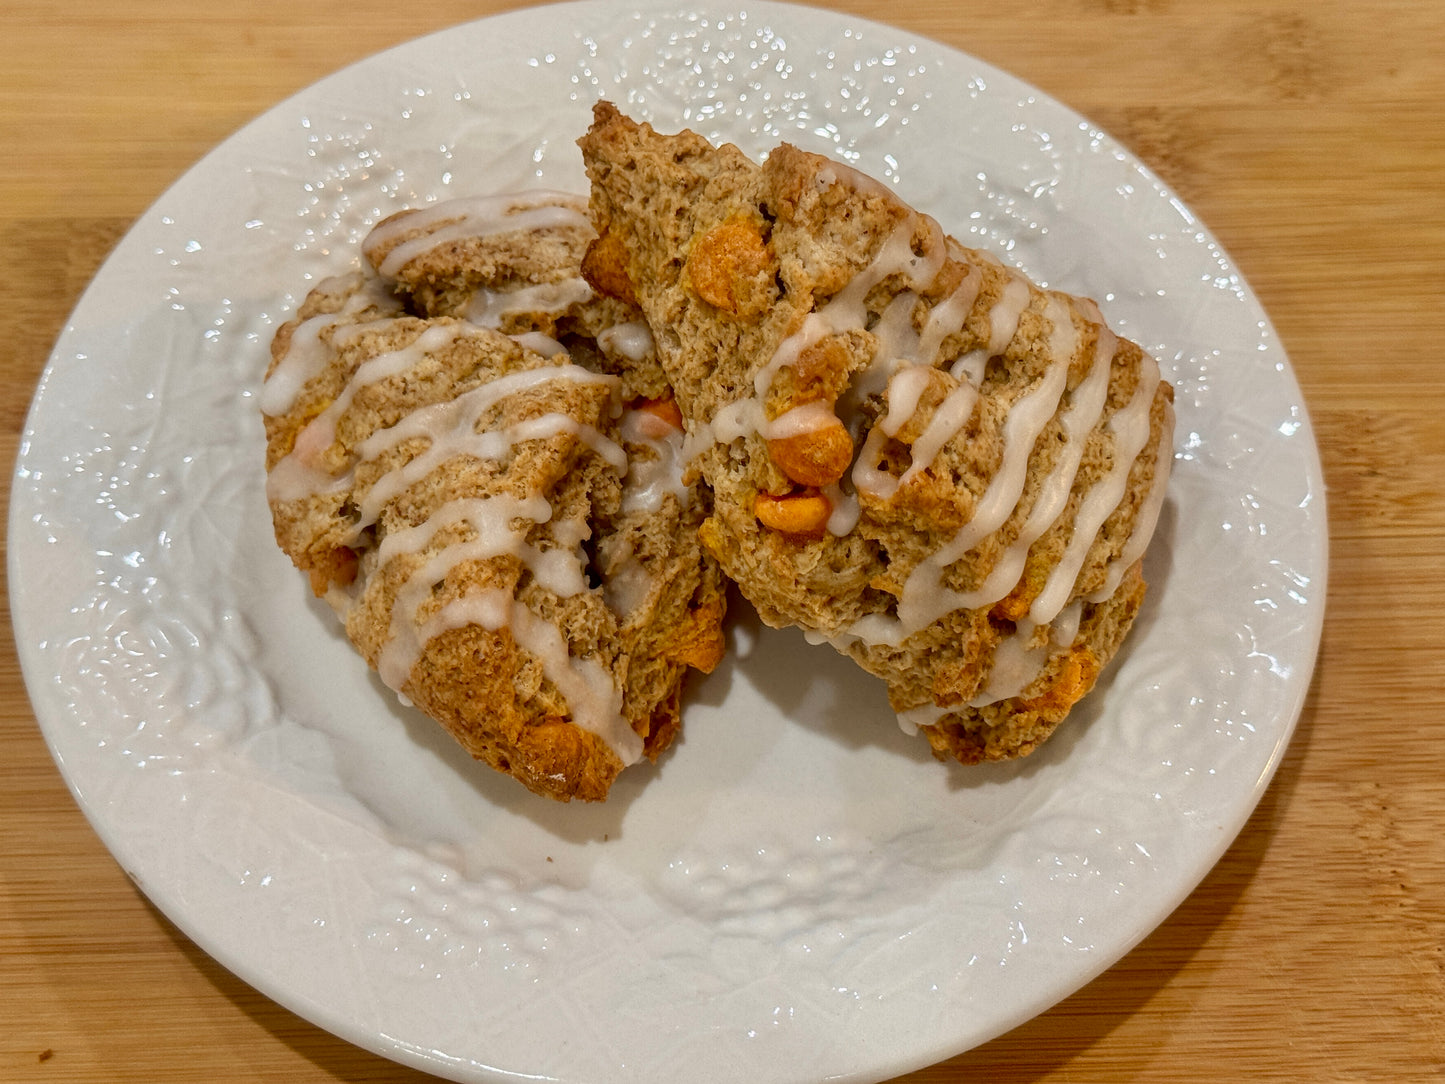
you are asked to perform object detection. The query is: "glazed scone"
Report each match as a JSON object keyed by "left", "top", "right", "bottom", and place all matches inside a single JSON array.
[
  {"left": 359, "top": 193, "right": 726, "bottom": 737},
  {"left": 579, "top": 103, "right": 1175, "bottom": 764},
  {"left": 361, "top": 190, "right": 671, "bottom": 403},
  {"left": 260, "top": 194, "right": 726, "bottom": 801}
]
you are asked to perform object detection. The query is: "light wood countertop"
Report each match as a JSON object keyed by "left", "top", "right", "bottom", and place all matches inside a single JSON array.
[{"left": 3, "top": 1, "right": 1442, "bottom": 1080}]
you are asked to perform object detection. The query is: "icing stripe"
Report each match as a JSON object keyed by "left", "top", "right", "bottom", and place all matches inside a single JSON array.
[
  {"left": 1028, "top": 354, "right": 1163, "bottom": 625},
  {"left": 365, "top": 191, "right": 590, "bottom": 279}
]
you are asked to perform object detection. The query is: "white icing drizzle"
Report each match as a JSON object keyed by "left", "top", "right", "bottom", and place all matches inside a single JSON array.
[
  {"left": 840, "top": 355, "right": 1066, "bottom": 651},
  {"left": 968, "top": 601, "right": 1085, "bottom": 707},
  {"left": 510, "top": 331, "right": 568, "bottom": 358},
  {"left": 385, "top": 586, "right": 640, "bottom": 766},
  {"left": 866, "top": 293, "right": 926, "bottom": 392},
  {"left": 948, "top": 271, "right": 1030, "bottom": 386},
  {"left": 369, "top": 489, "right": 642, "bottom": 769},
  {"left": 374, "top": 494, "right": 556, "bottom": 686},
  {"left": 823, "top": 480, "right": 861, "bottom": 536},
  {"left": 898, "top": 382, "right": 980, "bottom": 483},
  {"left": 688, "top": 178, "right": 1164, "bottom": 712},
  {"left": 377, "top": 495, "right": 581, "bottom": 598},
  {"left": 365, "top": 190, "right": 597, "bottom": 344},
  {"left": 720, "top": 212, "right": 949, "bottom": 447},
  {"left": 289, "top": 321, "right": 472, "bottom": 469},
  {"left": 673, "top": 167, "right": 1170, "bottom": 717},
  {"left": 893, "top": 598, "right": 1085, "bottom": 729},
  {"left": 697, "top": 162, "right": 1172, "bottom": 720},
  {"left": 918, "top": 259, "right": 982, "bottom": 363},
  {"left": 846, "top": 260, "right": 990, "bottom": 499},
  {"left": 709, "top": 396, "right": 764, "bottom": 444},
  {"left": 259, "top": 275, "right": 403, "bottom": 418},
  {"left": 819, "top": 269, "right": 1170, "bottom": 711},
  {"left": 364, "top": 190, "right": 591, "bottom": 279},
  {"left": 618, "top": 406, "right": 690, "bottom": 515},
  {"left": 265, "top": 330, "right": 625, "bottom": 518},
  {"left": 813, "top": 158, "right": 894, "bottom": 202},
  {"left": 705, "top": 392, "right": 850, "bottom": 450},
  {"left": 351, "top": 361, "right": 635, "bottom": 759},
  {"left": 695, "top": 209, "right": 970, "bottom": 540},
  {"left": 895, "top": 701, "right": 948, "bottom": 736},
  {"left": 600, "top": 539, "right": 654, "bottom": 622},
  {"left": 597, "top": 320, "right": 656, "bottom": 362},
  {"left": 467, "top": 277, "right": 594, "bottom": 329},
  {"left": 971, "top": 626, "right": 1051, "bottom": 706},
  {"left": 878, "top": 338, "right": 1073, "bottom": 642},
  {"left": 850, "top": 427, "right": 902, "bottom": 503},
  {"left": 985, "top": 273, "right": 1033, "bottom": 354},
  {"left": 1052, "top": 598, "right": 1085, "bottom": 646},
  {"left": 945, "top": 311, "right": 1115, "bottom": 610},
  {"left": 767, "top": 399, "right": 845, "bottom": 440},
  {"left": 1087, "top": 395, "right": 1176, "bottom": 603},
  {"left": 595, "top": 404, "right": 691, "bottom": 626},
  {"left": 879, "top": 364, "right": 936, "bottom": 436},
  {"left": 353, "top": 372, "right": 625, "bottom": 531},
  {"left": 1027, "top": 351, "right": 1164, "bottom": 626}
]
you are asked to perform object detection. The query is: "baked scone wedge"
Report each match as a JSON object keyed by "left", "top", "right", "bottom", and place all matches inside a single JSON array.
[
  {"left": 579, "top": 102, "right": 1174, "bottom": 764},
  {"left": 260, "top": 193, "right": 726, "bottom": 801}
]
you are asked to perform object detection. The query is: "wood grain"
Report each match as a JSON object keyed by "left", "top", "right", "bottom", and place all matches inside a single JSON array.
[{"left": 3, "top": 1, "right": 1442, "bottom": 1081}]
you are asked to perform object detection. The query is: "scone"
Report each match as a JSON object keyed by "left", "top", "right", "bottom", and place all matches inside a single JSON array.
[
  {"left": 260, "top": 192, "right": 726, "bottom": 801},
  {"left": 578, "top": 103, "right": 1175, "bottom": 764}
]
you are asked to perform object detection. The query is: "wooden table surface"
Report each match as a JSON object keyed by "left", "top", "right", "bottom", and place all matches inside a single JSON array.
[{"left": 3, "top": 1, "right": 1441, "bottom": 1081}]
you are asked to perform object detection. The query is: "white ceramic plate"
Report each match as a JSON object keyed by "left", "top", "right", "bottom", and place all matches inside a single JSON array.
[{"left": 9, "top": 3, "right": 1326, "bottom": 1081}]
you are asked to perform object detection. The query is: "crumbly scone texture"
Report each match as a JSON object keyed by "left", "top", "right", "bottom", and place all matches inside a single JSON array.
[
  {"left": 579, "top": 102, "right": 1175, "bottom": 764},
  {"left": 361, "top": 195, "right": 672, "bottom": 402},
  {"left": 262, "top": 202, "right": 726, "bottom": 801}
]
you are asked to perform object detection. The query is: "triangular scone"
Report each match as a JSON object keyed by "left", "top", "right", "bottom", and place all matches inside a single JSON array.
[
  {"left": 261, "top": 193, "right": 726, "bottom": 801},
  {"left": 579, "top": 103, "right": 1174, "bottom": 764}
]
